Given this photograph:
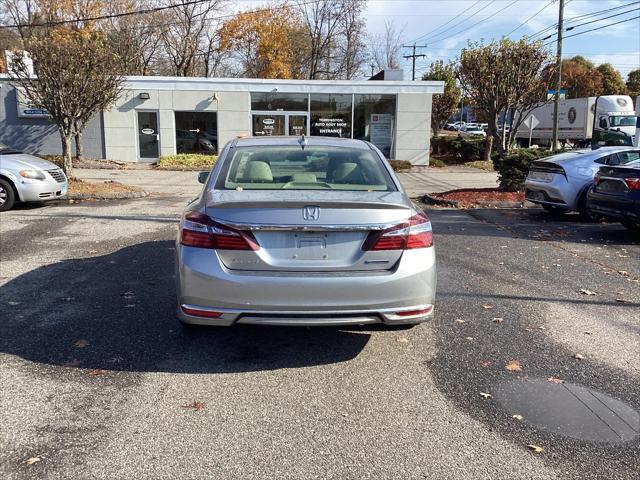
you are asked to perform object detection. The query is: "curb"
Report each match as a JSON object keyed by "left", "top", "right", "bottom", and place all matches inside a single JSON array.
[
  {"left": 420, "top": 194, "right": 533, "bottom": 209},
  {"left": 65, "top": 190, "right": 149, "bottom": 201}
]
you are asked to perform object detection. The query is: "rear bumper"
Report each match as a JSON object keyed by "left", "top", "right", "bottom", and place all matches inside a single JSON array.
[
  {"left": 587, "top": 191, "right": 640, "bottom": 222},
  {"left": 176, "top": 246, "right": 436, "bottom": 326},
  {"left": 524, "top": 176, "right": 577, "bottom": 210}
]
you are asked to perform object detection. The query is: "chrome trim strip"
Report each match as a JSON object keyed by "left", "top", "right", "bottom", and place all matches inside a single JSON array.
[
  {"left": 181, "top": 303, "right": 432, "bottom": 316},
  {"left": 213, "top": 220, "right": 396, "bottom": 231}
]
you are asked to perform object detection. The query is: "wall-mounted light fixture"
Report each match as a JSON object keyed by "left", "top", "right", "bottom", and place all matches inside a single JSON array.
[
  {"left": 138, "top": 92, "right": 150, "bottom": 100},
  {"left": 211, "top": 92, "right": 219, "bottom": 101}
]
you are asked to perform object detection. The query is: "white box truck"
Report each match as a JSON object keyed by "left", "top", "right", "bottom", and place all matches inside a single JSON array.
[{"left": 515, "top": 95, "right": 636, "bottom": 147}]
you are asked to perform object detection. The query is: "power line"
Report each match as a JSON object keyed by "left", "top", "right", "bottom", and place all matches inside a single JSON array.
[
  {"left": 544, "top": 14, "right": 640, "bottom": 46},
  {"left": 416, "top": 0, "right": 495, "bottom": 44},
  {"left": 530, "top": 1, "right": 639, "bottom": 39},
  {"left": 0, "top": 0, "right": 317, "bottom": 30},
  {"left": 505, "top": 0, "right": 555, "bottom": 36},
  {"left": 407, "top": 0, "right": 482, "bottom": 44},
  {"left": 427, "top": 0, "right": 520, "bottom": 46},
  {"left": 565, "top": 6, "right": 640, "bottom": 31}
]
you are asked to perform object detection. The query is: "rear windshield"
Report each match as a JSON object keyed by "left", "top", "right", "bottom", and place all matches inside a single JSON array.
[
  {"left": 216, "top": 145, "right": 395, "bottom": 191},
  {"left": 617, "top": 151, "right": 640, "bottom": 165}
]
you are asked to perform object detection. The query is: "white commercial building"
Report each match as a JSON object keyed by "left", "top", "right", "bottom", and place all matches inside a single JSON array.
[{"left": 1, "top": 75, "right": 444, "bottom": 164}]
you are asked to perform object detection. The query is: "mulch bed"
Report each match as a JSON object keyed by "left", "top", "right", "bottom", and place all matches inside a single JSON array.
[
  {"left": 68, "top": 179, "right": 144, "bottom": 196},
  {"left": 429, "top": 188, "right": 525, "bottom": 208}
]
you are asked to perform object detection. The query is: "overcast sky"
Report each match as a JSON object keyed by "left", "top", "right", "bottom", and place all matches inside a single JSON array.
[{"left": 236, "top": 0, "right": 639, "bottom": 81}]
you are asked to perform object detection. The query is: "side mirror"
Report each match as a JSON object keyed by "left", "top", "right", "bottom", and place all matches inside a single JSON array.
[{"left": 197, "top": 171, "right": 209, "bottom": 184}]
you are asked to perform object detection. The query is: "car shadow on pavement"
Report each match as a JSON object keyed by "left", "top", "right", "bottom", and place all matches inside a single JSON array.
[{"left": 0, "top": 241, "right": 371, "bottom": 374}]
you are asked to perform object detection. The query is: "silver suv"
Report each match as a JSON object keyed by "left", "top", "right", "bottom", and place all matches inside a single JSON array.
[{"left": 0, "top": 142, "right": 67, "bottom": 211}]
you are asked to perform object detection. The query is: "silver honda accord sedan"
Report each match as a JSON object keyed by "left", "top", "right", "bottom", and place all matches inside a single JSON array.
[{"left": 175, "top": 136, "right": 436, "bottom": 327}]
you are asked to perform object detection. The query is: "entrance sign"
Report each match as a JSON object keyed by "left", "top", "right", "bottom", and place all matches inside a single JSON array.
[{"left": 370, "top": 114, "right": 393, "bottom": 150}]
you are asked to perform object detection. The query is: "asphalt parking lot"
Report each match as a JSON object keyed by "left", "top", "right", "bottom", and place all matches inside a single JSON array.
[{"left": 1, "top": 188, "right": 639, "bottom": 479}]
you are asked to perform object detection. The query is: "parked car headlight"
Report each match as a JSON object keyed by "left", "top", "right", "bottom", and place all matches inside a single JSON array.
[{"left": 19, "top": 169, "right": 46, "bottom": 180}]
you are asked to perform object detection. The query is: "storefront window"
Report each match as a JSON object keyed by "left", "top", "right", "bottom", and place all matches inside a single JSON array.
[
  {"left": 354, "top": 94, "right": 396, "bottom": 158},
  {"left": 175, "top": 112, "right": 218, "bottom": 154},
  {"left": 310, "top": 94, "right": 352, "bottom": 138},
  {"left": 251, "top": 92, "right": 308, "bottom": 111}
]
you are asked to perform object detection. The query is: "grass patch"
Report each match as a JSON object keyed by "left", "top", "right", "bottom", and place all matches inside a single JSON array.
[
  {"left": 465, "top": 160, "right": 495, "bottom": 171},
  {"left": 156, "top": 153, "right": 218, "bottom": 170}
]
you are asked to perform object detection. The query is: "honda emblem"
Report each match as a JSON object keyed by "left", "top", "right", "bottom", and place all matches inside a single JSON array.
[{"left": 302, "top": 205, "right": 320, "bottom": 221}]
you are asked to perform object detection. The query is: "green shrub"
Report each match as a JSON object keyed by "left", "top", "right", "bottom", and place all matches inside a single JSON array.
[
  {"left": 493, "top": 149, "right": 552, "bottom": 191},
  {"left": 431, "top": 135, "right": 484, "bottom": 160},
  {"left": 389, "top": 159, "right": 412, "bottom": 172},
  {"left": 429, "top": 157, "right": 445, "bottom": 168},
  {"left": 156, "top": 153, "right": 218, "bottom": 170}
]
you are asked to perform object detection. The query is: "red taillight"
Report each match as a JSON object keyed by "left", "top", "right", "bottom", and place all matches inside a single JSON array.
[
  {"left": 594, "top": 173, "right": 601, "bottom": 185},
  {"left": 181, "top": 305, "right": 222, "bottom": 318},
  {"left": 396, "top": 306, "right": 433, "bottom": 317},
  {"left": 363, "top": 213, "right": 433, "bottom": 251},
  {"left": 625, "top": 177, "right": 640, "bottom": 190},
  {"left": 180, "top": 212, "right": 259, "bottom": 250}
]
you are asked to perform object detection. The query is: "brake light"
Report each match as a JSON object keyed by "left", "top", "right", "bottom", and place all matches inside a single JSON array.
[
  {"left": 625, "top": 177, "right": 640, "bottom": 190},
  {"left": 180, "top": 212, "right": 259, "bottom": 250},
  {"left": 363, "top": 213, "right": 433, "bottom": 251}
]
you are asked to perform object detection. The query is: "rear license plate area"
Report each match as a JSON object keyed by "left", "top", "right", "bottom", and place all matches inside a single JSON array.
[{"left": 294, "top": 233, "right": 327, "bottom": 260}]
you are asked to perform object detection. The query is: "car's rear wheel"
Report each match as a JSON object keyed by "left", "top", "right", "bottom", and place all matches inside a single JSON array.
[
  {"left": 0, "top": 179, "right": 16, "bottom": 212},
  {"left": 578, "top": 190, "right": 601, "bottom": 222}
]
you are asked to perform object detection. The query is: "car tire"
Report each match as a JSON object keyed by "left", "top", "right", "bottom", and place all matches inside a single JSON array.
[
  {"left": 0, "top": 178, "right": 16, "bottom": 212},
  {"left": 578, "top": 190, "right": 601, "bottom": 222}
]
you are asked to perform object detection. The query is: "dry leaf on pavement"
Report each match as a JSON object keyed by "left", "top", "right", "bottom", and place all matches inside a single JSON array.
[
  {"left": 505, "top": 360, "right": 523, "bottom": 372},
  {"left": 527, "top": 444, "right": 544, "bottom": 453},
  {"left": 574, "top": 353, "right": 584, "bottom": 360},
  {"left": 482, "top": 304, "right": 494, "bottom": 310},
  {"left": 87, "top": 369, "right": 104, "bottom": 376},
  {"left": 480, "top": 360, "right": 492, "bottom": 368},
  {"left": 182, "top": 400, "right": 205, "bottom": 412},
  {"left": 74, "top": 339, "right": 89, "bottom": 348},
  {"left": 492, "top": 317, "right": 504, "bottom": 324},
  {"left": 579, "top": 289, "right": 597, "bottom": 296},
  {"left": 454, "top": 319, "right": 466, "bottom": 324},
  {"left": 395, "top": 336, "right": 409, "bottom": 343},
  {"left": 512, "top": 414, "right": 524, "bottom": 421},
  {"left": 479, "top": 392, "right": 492, "bottom": 399},
  {"left": 615, "top": 298, "right": 632, "bottom": 304},
  {"left": 26, "top": 457, "right": 41, "bottom": 465},
  {"left": 547, "top": 377, "right": 564, "bottom": 384}
]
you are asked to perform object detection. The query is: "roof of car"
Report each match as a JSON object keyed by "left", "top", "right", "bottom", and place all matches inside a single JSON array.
[
  {"left": 546, "top": 146, "right": 636, "bottom": 163},
  {"left": 232, "top": 136, "right": 372, "bottom": 150}
]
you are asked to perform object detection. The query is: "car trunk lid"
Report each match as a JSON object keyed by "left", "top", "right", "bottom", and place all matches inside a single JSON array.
[{"left": 205, "top": 190, "right": 412, "bottom": 272}]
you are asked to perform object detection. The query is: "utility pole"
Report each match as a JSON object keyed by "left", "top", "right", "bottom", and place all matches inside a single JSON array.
[
  {"left": 403, "top": 44, "right": 427, "bottom": 81},
  {"left": 370, "top": 63, "right": 376, "bottom": 77},
  {"left": 551, "top": 0, "right": 565, "bottom": 151}
]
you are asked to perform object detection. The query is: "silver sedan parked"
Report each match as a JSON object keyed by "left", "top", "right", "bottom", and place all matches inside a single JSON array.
[
  {"left": 0, "top": 142, "right": 68, "bottom": 211},
  {"left": 525, "top": 146, "right": 638, "bottom": 219},
  {"left": 176, "top": 136, "right": 436, "bottom": 327}
]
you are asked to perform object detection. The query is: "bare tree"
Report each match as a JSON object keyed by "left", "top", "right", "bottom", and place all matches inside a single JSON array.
[
  {"left": 8, "top": 28, "right": 123, "bottom": 176},
  {"left": 369, "top": 19, "right": 403, "bottom": 71},
  {"left": 295, "top": 0, "right": 366, "bottom": 80},
  {"left": 159, "top": 0, "right": 223, "bottom": 77}
]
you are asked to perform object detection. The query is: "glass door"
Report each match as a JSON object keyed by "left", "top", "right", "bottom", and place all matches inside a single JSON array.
[
  {"left": 137, "top": 111, "right": 159, "bottom": 159},
  {"left": 252, "top": 114, "right": 285, "bottom": 136},
  {"left": 288, "top": 115, "right": 308, "bottom": 136}
]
